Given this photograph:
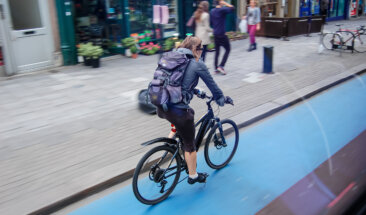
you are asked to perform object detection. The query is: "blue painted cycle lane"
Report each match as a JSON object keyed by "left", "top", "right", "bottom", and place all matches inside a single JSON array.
[{"left": 69, "top": 74, "right": 366, "bottom": 215}]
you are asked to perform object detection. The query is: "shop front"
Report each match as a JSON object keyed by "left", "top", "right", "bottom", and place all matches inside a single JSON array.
[
  {"left": 349, "top": 0, "right": 365, "bottom": 17},
  {"left": 57, "top": 0, "right": 181, "bottom": 65},
  {"left": 299, "top": 0, "right": 320, "bottom": 16},
  {"left": 71, "top": 0, "right": 179, "bottom": 53},
  {"left": 327, "top": 0, "right": 348, "bottom": 20}
]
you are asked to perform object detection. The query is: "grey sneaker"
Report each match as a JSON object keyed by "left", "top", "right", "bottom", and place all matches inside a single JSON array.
[{"left": 217, "top": 66, "right": 226, "bottom": 75}]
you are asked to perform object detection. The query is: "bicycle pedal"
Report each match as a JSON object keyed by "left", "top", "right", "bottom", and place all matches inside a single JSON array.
[{"left": 160, "top": 180, "right": 167, "bottom": 193}]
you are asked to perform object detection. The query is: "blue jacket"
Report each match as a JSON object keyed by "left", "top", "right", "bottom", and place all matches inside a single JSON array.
[
  {"left": 174, "top": 48, "right": 225, "bottom": 109},
  {"left": 210, "top": 7, "right": 234, "bottom": 36}
]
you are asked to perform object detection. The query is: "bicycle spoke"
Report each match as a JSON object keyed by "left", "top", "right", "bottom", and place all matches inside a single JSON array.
[
  {"left": 133, "top": 145, "right": 181, "bottom": 204},
  {"left": 204, "top": 119, "right": 239, "bottom": 169}
]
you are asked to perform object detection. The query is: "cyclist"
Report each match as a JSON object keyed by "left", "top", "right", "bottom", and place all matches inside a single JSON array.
[{"left": 156, "top": 36, "right": 228, "bottom": 184}]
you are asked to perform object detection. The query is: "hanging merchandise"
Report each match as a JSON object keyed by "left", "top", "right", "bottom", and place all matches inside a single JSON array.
[{"left": 350, "top": 0, "right": 358, "bottom": 17}]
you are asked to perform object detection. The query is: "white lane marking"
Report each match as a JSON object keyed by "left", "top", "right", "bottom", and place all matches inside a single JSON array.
[
  {"left": 241, "top": 196, "right": 248, "bottom": 202},
  {"left": 130, "top": 77, "right": 148, "bottom": 83},
  {"left": 120, "top": 89, "right": 140, "bottom": 102},
  {"left": 263, "top": 194, "right": 271, "bottom": 200},
  {"left": 242, "top": 72, "right": 265, "bottom": 83}
]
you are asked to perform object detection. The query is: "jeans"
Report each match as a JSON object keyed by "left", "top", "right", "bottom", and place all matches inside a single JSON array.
[
  {"left": 200, "top": 45, "right": 208, "bottom": 62},
  {"left": 214, "top": 35, "right": 231, "bottom": 69}
]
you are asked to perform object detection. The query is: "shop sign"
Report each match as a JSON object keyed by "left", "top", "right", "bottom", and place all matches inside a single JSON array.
[{"left": 350, "top": 0, "right": 358, "bottom": 16}]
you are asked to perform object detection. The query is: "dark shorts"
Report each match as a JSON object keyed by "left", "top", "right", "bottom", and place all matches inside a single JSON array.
[{"left": 157, "top": 106, "right": 196, "bottom": 152}]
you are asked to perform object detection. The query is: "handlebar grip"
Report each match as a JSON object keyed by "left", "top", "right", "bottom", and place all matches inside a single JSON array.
[{"left": 225, "top": 96, "right": 234, "bottom": 105}]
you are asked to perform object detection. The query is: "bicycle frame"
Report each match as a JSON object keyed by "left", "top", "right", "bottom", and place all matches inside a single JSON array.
[{"left": 142, "top": 98, "right": 223, "bottom": 181}]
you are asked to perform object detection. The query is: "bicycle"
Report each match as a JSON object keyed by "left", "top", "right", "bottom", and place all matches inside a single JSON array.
[
  {"left": 132, "top": 90, "right": 239, "bottom": 205},
  {"left": 322, "top": 24, "right": 366, "bottom": 53}
]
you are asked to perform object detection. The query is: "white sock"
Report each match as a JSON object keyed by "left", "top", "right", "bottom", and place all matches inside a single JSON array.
[{"left": 189, "top": 173, "right": 198, "bottom": 179}]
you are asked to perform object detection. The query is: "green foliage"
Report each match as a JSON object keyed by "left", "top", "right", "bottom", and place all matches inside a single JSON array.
[
  {"left": 130, "top": 45, "right": 138, "bottom": 54},
  {"left": 79, "top": 43, "right": 103, "bottom": 59},
  {"left": 122, "top": 37, "right": 137, "bottom": 48},
  {"left": 207, "top": 43, "right": 215, "bottom": 50},
  {"left": 77, "top": 42, "right": 93, "bottom": 57}
]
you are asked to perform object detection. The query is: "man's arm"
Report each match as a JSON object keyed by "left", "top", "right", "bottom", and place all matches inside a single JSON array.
[
  {"left": 220, "top": 1, "right": 235, "bottom": 14},
  {"left": 221, "top": 0, "right": 234, "bottom": 8}
]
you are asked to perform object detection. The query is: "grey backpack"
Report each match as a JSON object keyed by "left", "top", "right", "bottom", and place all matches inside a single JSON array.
[{"left": 148, "top": 51, "right": 191, "bottom": 111}]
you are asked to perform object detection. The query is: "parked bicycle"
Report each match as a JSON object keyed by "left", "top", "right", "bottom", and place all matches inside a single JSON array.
[
  {"left": 322, "top": 24, "right": 366, "bottom": 53},
  {"left": 132, "top": 90, "right": 239, "bottom": 205}
]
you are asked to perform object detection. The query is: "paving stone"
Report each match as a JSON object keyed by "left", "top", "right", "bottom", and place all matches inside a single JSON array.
[{"left": 0, "top": 18, "right": 365, "bottom": 215}]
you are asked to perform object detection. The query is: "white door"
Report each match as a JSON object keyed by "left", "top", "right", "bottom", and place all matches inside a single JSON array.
[{"left": 1, "top": 0, "right": 53, "bottom": 73}]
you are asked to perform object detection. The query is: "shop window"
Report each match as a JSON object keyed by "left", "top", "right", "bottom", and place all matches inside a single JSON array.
[
  {"left": 162, "top": 0, "right": 178, "bottom": 38},
  {"left": 338, "top": 0, "right": 346, "bottom": 17},
  {"left": 74, "top": 0, "right": 123, "bottom": 54},
  {"left": 9, "top": 0, "right": 42, "bottom": 30},
  {"left": 260, "top": 0, "right": 278, "bottom": 17},
  {"left": 129, "top": 0, "right": 154, "bottom": 39}
]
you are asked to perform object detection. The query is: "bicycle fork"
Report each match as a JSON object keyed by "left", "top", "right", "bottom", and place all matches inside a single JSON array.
[{"left": 214, "top": 119, "right": 227, "bottom": 148}]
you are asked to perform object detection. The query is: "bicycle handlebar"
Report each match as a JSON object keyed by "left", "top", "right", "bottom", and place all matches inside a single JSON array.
[{"left": 193, "top": 89, "right": 234, "bottom": 105}]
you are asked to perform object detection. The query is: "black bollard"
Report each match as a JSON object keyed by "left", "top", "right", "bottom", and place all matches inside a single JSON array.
[{"left": 263, "top": 45, "right": 273, "bottom": 74}]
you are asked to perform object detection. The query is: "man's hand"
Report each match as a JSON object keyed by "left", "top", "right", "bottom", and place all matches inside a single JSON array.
[
  {"left": 221, "top": 0, "right": 234, "bottom": 7},
  {"left": 256, "top": 24, "right": 261, "bottom": 31}
]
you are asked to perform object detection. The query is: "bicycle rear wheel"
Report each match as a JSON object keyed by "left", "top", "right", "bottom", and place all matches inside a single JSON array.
[
  {"left": 322, "top": 33, "right": 342, "bottom": 50},
  {"left": 354, "top": 34, "right": 366, "bottom": 53},
  {"left": 132, "top": 145, "right": 181, "bottom": 205},
  {"left": 204, "top": 119, "right": 239, "bottom": 169}
]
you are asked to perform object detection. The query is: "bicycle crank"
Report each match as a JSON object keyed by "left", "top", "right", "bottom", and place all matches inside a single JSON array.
[{"left": 159, "top": 180, "right": 167, "bottom": 193}]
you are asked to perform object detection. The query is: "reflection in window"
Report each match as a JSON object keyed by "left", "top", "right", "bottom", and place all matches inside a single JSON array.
[
  {"left": 129, "top": 1, "right": 153, "bottom": 36},
  {"left": 162, "top": 0, "right": 178, "bottom": 37}
]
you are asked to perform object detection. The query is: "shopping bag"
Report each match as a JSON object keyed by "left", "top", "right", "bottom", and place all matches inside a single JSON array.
[{"left": 239, "top": 19, "right": 247, "bottom": 33}]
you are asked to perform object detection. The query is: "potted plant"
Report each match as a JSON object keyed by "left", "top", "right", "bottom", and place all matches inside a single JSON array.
[
  {"left": 139, "top": 42, "right": 161, "bottom": 55},
  {"left": 84, "top": 44, "right": 103, "bottom": 68},
  {"left": 77, "top": 42, "right": 93, "bottom": 66},
  {"left": 130, "top": 45, "right": 138, "bottom": 59},
  {"left": 122, "top": 37, "right": 137, "bottom": 57},
  {"left": 207, "top": 43, "right": 215, "bottom": 52},
  {"left": 90, "top": 45, "right": 103, "bottom": 68}
]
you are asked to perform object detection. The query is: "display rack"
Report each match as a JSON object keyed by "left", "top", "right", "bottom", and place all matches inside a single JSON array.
[{"left": 162, "top": 0, "right": 178, "bottom": 38}]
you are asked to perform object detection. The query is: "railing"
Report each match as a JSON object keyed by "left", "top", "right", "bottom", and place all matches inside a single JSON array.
[{"left": 256, "top": 15, "right": 326, "bottom": 38}]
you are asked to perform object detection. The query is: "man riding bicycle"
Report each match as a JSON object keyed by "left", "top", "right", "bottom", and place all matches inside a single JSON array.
[{"left": 156, "top": 36, "right": 231, "bottom": 184}]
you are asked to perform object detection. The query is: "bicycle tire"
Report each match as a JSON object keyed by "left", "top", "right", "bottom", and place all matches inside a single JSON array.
[
  {"left": 204, "top": 119, "right": 239, "bottom": 169},
  {"left": 132, "top": 144, "right": 181, "bottom": 205},
  {"left": 322, "top": 33, "right": 342, "bottom": 50},
  {"left": 353, "top": 34, "right": 366, "bottom": 53}
]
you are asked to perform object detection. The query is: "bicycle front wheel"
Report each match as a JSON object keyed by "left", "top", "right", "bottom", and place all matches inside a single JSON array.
[
  {"left": 132, "top": 145, "right": 181, "bottom": 205},
  {"left": 204, "top": 119, "right": 239, "bottom": 169},
  {"left": 353, "top": 34, "right": 366, "bottom": 53},
  {"left": 322, "top": 33, "right": 342, "bottom": 50}
]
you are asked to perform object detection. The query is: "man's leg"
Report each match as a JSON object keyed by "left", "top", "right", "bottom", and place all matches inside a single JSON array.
[
  {"left": 219, "top": 35, "right": 231, "bottom": 68},
  {"left": 185, "top": 151, "right": 197, "bottom": 175},
  {"left": 214, "top": 36, "right": 221, "bottom": 70}
]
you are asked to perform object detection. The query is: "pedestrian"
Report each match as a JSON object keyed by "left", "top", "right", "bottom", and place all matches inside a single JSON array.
[
  {"left": 320, "top": 0, "right": 329, "bottom": 19},
  {"left": 194, "top": 1, "right": 212, "bottom": 62},
  {"left": 243, "top": 0, "right": 261, "bottom": 52},
  {"left": 210, "top": 0, "right": 235, "bottom": 75}
]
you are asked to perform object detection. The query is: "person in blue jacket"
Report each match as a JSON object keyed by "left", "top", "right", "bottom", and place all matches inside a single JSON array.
[{"left": 210, "top": 0, "right": 235, "bottom": 75}]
